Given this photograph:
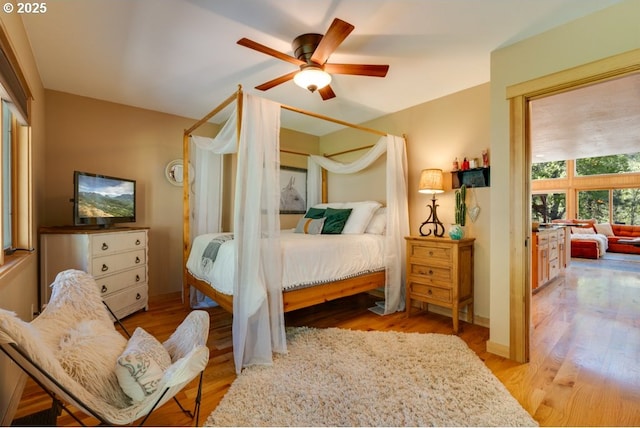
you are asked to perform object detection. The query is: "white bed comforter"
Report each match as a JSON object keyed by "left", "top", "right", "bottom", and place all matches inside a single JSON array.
[
  {"left": 186, "top": 230, "right": 385, "bottom": 295},
  {"left": 571, "top": 233, "right": 609, "bottom": 256}
]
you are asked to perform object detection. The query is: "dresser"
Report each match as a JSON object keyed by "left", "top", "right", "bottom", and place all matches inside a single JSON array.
[
  {"left": 39, "top": 227, "right": 149, "bottom": 320},
  {"left": 405, "top": 236, "right": 474, "bottom": 333}
]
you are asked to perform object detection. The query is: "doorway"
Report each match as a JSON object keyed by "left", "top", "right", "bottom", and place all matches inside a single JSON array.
[{"left": 507, "top": 49, "right": 640, "bottom": 362}]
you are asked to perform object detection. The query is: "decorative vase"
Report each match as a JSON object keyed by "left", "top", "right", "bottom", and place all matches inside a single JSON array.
[{"left": 449, "top": 224, "right": 465, "bottom": 240}]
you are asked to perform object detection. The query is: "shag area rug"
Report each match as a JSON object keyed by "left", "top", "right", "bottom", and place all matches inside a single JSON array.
[{"left": 205, "top": 327, "right": 537, "bottom": 427}]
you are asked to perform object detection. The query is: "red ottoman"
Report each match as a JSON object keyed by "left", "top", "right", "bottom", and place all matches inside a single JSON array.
[{"left": 571, "top": 239, "right": 599, "bottom": 259}]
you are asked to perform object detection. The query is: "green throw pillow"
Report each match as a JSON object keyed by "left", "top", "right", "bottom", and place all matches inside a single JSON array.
[
  {"left": 322, "top": 208, "right": 352, "bottom": 234},
  {"left": 304, "top": 207, "right": 326, "bottom": 219}
]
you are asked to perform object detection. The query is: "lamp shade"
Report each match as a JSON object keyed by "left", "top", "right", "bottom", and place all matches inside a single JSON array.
[
  {"left": 418, "top": 168, "right": 444, "bottom": 194},
  {"left": 293, "top": 65, "right": 332, "bottom": 92}
]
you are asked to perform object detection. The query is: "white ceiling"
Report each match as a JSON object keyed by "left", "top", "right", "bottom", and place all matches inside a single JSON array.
[
  {"left": 530, "top": 73, "right": 640, "bottom": 162},
  {"left": 21, "top": 0, "right": 623, "bottom": 138}
]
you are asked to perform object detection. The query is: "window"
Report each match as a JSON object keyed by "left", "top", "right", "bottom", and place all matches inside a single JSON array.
[
  {"left": 613, "top": 188, "right": 640, "bottom": 225},
  {"left": 2, "top": 100, "right": 12, "bottom": 249},
  {"left": 577, "top": 188, "right": 640, "bottom": 225},
  {"left": 577, "top": 189, "right": 610, "bottom": 223},
  {"left": 0, "top": 28, "right": 32, "bottom": 267},
  {"left": 532, "top": 192, "right": 566, "bottom": 222},
  {"left": 531, "top": 160, "right": 566, "bottom": 180},
  {"left": 575, "top": 152, "right": 640, "bottom": 176}
]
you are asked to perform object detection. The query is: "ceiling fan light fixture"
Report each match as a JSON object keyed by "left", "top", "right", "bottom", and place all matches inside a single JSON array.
[{"left": 293, "top": 65, "right": 331, "bottom": 93}]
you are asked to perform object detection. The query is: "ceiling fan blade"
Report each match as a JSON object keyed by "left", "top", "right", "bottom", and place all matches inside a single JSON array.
[
  {"left": 324, "top": 63, "right": 389, "bottom": 77},
  {"left": 255, "top": 70, "right": 298, "bottom": 91},
  {"left": 237, "top": 38, "right": 305, "bottom": 66},
  {"left": 319, "top": 85, "right": 336, "bottom": 100},
  {"left": 310, "top": 18, "right": 354, "bottom": 65}
]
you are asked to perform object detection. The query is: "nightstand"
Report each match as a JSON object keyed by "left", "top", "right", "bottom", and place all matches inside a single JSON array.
[{"left": 405, "top": 236, "right": 474, "bottom": 333}]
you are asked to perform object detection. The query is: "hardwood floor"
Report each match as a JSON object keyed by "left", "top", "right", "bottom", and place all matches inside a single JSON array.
[{"left": 13, "top": 258, "right": 640, "bottom": 426}]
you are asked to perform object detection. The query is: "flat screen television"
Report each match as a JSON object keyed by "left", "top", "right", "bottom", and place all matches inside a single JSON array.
[{"left": 73, "top": 171, "right": 136, "bottom": 227}]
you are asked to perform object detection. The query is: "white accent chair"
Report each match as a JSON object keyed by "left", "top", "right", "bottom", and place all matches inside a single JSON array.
[{"left": 0, "top": 269, "right": 209, "bottom": 426}]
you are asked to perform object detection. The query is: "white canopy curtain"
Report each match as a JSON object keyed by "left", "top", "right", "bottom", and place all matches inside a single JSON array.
[
  {"left": 307, "top": 135, "right": 410, "bottom": 314},
  {"left": 189, "top": 93, "right": 285, "bottom": 373}
]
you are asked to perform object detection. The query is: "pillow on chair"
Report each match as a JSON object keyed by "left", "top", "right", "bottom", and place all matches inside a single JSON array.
[{"left": 115, "top": 327, "right": 172, "bottom": 402}]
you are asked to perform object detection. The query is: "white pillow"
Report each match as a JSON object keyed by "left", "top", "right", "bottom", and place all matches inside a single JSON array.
[
  {"left": 115, "top": 327, "right": 172, "bottom": 403},
  {"left": 294, "top": 217, "right": 325, "bottom": 234},
  {"left": 340, "top": 201, "right": 382, "bottom": 234},
  {"left": 365, "top": 207, "right": 387, "bottom": 235},
  {"left": 595, "top": 223, "right": 615, "bottom": 236},
  {"left": 571, "top": 226, "right": 595, "bottom": 234}
]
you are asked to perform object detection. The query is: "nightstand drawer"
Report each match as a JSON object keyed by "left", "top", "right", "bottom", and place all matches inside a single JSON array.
[
  {"left": 408, "top": 243, "right": 452, "bottom": 264},
  {"left": 408, "top": 281, "right": 452, "bottom": 304},
  {"left": 408, "top": 262, "right": 452, "bottom": 284}
]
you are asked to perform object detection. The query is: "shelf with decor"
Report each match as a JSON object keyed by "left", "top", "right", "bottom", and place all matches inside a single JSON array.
[{"left": 451, "top": 167, "right": 490, "bottom": 189}]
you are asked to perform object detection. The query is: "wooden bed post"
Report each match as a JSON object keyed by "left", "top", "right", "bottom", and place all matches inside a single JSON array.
[
  {"left": 182, "top": 85, "right": 243, "bottom": 308},
  {"left": 182, "top": 132, "right": 191, "bottom": 307}
]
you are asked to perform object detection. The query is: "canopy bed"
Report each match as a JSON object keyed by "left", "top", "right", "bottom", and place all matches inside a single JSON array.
[{"left": 182, "top": 86, "right": 409, "bottom": 373}]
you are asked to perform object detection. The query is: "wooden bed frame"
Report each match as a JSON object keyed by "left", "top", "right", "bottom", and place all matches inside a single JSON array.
[
  {"left": 182, "top": 86, "right": 389, "bottom": 313},
  {"left": 184, "top": 270, "right": 385, "bottom": 313}
]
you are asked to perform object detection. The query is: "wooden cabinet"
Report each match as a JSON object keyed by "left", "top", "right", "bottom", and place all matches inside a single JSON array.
[
  {"left": 405, "top": 236, "right": 474, "bottom": 333},
  {"left": 532, "top": 227, "right": 568, "bottom": 290},
  {"left": 40, "top": 227, "right": 149, "bottom": 320}
]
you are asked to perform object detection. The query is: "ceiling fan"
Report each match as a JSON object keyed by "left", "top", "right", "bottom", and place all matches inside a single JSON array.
[{"left": 237, "top": 18, "right": 389, "bottom": 100}]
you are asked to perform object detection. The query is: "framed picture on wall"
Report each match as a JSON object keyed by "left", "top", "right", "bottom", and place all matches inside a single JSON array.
[{"left": 280, "top": 166, "right": 307, "bottom": 214}]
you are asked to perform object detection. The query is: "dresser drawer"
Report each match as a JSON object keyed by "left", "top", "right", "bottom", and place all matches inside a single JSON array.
[
  {"left": 408, "top": 242, "right": 452, "bottom": 264},
  {"left": 408, "top": 281, "right": 452, "bottom": 304},
  {"left": 408, "top": 262, "right": 452, "bottom": 285},
  {"left": 96, "top": 266, "right": 147, "bottom": 297},
  {"left": 91, "top": 231, "right": 147, "bottom": 256},
  {"left": 104, "top": 283, "right": 148, "bottom": 320},
  {"left": 92, "top": 249, "right": 146, "bottom": 277}
]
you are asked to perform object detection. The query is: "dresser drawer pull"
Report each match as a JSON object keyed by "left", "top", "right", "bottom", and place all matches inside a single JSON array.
[
  {"left": 101, "top": 243, "right": 109, "bottom": 251},
  {"left": 135, "top": 239, "right": 141, "bottom": 246},
  {"left": 101, "top": 264, "right": 109, "bottom": 272},
  {"left": 101, "top": 285, "right": 107, "bottom": 293},
  {"left": 429, "top": 250, "right": 434, "bottom": 256},
  {"left": 135, "top": 275, "right": 140, "bottom": 282},
  {"left": 428, "top": 289, "right": 433, "bottom": 295},
  {"left": 135, "top": 256, "right": 141, "bottom": 264},
  {"left": 136, "top": 293, "right": 141, "bottom": 300},
  {"left": 428, "top": 269, "right": 434, "bottom": 275}
]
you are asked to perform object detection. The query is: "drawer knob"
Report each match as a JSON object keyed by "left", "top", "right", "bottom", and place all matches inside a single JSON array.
[
  {"left": 135, "top": 239, "right": 141, "bottom": 246},
  {"left": 101, "top": 264, "right": 109, "bottom": 272},
  {"left": 429, "top": 251, "right": 434, "bottom": 256},
  {"left": 101, "top": 285, "right": 107, "bottom": 293},
  {"left": 136, "top": 293, "right": 141, "bottom": 300},
  {"left": 428, "top": 289, "right": 433, "bottom": 295},
  {"left": 135, "top": 256, "right": 141, "bottom": 264},
  {"left": 428, "top": 269, "right": 434, "bottom": 275},
  {"left": 135, "top": 274, "right": 140, "bottom": 282},
  {"left": 101, "top": 243, "right": 109, "bottom": 251}
]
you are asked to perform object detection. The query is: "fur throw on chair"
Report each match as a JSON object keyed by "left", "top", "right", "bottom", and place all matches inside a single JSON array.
[{"left": 0, "top": 269, "right": 210, "bottom": 425}]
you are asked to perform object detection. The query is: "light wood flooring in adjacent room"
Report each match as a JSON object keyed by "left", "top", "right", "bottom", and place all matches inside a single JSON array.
[{"left": 13, "top": 255, "right": 640, "bottom": 426}]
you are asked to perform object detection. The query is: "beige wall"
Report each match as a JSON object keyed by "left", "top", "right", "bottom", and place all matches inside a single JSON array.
[
  {"left": 320, "top": 84, "right": 491, "bottom": 322},
  {"left": 42, "top": 91, "right": 320, "bottom": 296},
  {"left": 42, "top": 90, "right": 219, "bottom": 297},
  {"left": 489, "top": 0, "right": 640, "bottom": 352}
]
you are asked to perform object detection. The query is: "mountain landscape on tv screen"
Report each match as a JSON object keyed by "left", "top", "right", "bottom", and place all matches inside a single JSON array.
[{"left": 78, "top": 191, "right": 134, "bottom": 218}]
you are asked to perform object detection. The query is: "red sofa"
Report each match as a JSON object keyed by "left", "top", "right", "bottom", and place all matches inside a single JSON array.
[
  {"left": 553, "top": 219, "right": 640, "bottom": 257},
  {"left": 608, "top": 224, "right": 640, "bottom": 254}
]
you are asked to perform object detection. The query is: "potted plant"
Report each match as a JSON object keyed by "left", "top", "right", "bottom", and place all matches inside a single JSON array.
[{"left": 450, "top": 184, "right": 466, "bottom": 240}]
